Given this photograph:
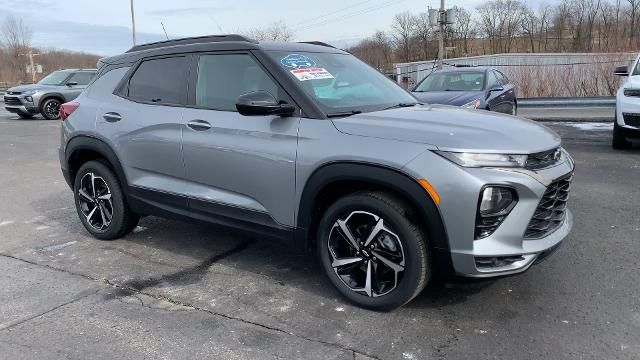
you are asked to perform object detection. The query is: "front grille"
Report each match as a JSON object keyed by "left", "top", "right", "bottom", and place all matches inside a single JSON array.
[
  {"left": 524, "top": 174, "right": 572, "bottom": 239},
  {"left": 623, "top": 113, "right": 640, "bottom": 127},
  {"left": 3, "top": 96, "right": 21, "bottom": 106},
  {"left": 5, "top": 91, "right": 22, "bottom": 95},
  {"left": 525, "top": 148, "right": 561, "bottom": 170}
]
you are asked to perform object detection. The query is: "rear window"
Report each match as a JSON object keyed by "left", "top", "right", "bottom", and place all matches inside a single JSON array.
[{"left": 127, "top": 56, "right": 188, "bottom": 105}]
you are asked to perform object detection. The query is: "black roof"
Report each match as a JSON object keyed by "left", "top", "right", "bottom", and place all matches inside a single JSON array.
[{"left": 101, "top": 34, "right": 346, "bottom": 66}]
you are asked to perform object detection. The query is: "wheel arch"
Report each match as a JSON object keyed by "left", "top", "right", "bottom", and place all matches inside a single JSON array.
[
  {"left": 297, "top": 162, "right": 451, "bottom": 257},
  {"left": 65, "top": 136, "right": 128, "bottom": 193},
  {"left": 39, "top": 93, "right": 65, "bottom": 108}
]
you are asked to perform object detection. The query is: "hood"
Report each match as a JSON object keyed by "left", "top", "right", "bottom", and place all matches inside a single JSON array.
[
  {"left": 411, "top": 90, "right": 485, "bottom": 107},
  {"left": 625, "top": 74, "right": 640, "bottom": 88},
  {"left": 331, "top": 104, "right": 561, "bottom": 153},
  {"left": 6, "top": 84, "right": 60, "bottom": 94}
]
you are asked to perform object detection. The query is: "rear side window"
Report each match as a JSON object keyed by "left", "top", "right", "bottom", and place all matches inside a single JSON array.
[
  {"left": 128, "top": 56, "right": 188, "bottom": 105},
  {"left": 67, "top": 72, "right": 95, "bottom": 85},
  {"left": 195, "top": 54, "right": 279, "bottom": 111}
]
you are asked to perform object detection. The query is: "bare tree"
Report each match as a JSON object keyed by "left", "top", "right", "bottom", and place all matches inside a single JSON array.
[
  {"left": 1, "top": 15, "right": 32, "bottom": 52},
  {"left": 391, "top": 11, "right": 417, "bottom": 63},
  {"left": 243, "top": 21, "right": 294, "bottom": 42}
]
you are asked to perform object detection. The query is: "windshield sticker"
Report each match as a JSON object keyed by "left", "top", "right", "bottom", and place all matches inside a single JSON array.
[
  {"left": 290, "top": 68, "right": 334, "bottom": 81},
  {"left": 281, "top": 54, "right": 316, "bottom": 69}
]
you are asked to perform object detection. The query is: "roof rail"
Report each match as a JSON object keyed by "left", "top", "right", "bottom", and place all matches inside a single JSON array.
[
  {"left": 126, "top": 34, "right": 258, "bottom": 53},
  {"left": 298, "top": 41, "right": 336, "bottom": 49}
]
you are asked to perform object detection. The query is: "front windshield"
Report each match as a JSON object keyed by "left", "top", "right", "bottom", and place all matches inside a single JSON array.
[
  {"left": 414, "top": 71, "right": 485, "bottom": 92},
  {"left": 38, "top": 71, "right": 71, "bottom": 85},
  {"left": 267, "top": 51, "right": 417, "bottom": 115}
]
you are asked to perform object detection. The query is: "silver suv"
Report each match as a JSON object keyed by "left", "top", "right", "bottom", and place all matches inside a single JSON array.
[
  {"left": 58, "top": 35, "right": 574, "bottom": 310},
  {"left": 4, "top": 69, "right": 96, "bottom": 119}
]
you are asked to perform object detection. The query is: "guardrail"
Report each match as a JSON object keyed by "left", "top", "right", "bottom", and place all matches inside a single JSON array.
[{"left": 518, "top": 96, "right": 615, "bottom": 108}]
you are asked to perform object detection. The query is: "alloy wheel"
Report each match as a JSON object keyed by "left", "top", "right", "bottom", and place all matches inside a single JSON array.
[
  {"left": 77, "top": 172, "right": 113, "bottom": 230},
  {"left": 44, "top": 100, "right": 61, "bottom": 119},
  {"left": 327, "top": 211, "right": 405, "bottom": 297}
]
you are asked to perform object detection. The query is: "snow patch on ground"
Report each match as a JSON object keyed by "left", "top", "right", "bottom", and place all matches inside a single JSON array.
[
  {"left": 563, "top": 122, "right": 613, "bottom": 131},
  {"left": 0, "top": 220, "right": 15, "bottom": 227}
]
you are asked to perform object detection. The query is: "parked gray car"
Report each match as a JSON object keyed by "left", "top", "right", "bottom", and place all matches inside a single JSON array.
[
  {"left": 3, "top": 69, "right": 96, "bottom": 119},
  {"left": 58, "top": 35, "right": 574, "bottom": 310}
]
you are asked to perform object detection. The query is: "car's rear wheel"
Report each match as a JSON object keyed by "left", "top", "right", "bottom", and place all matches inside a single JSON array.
[
  {"left": 317, "top": 191, "right": 430, "bottom": 311},
  {"left": 73, "top": 161, "right": 139, "bottom": 240},
  {"left": 40, "top": 98, "right": 62, "bottom": 120},
  {"left": 612, "top": 110, "right": 632, "bottom": 149}
]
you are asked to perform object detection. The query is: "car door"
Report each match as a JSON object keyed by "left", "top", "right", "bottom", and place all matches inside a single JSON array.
[
  {"left": 62, "top": 71, "right": 95, "bottom": 102},
  {"left": 486, "top": 70, "right": 514, "bottom": 114},
  {"left": 181, "top": 52, "right": 300, "bottom": 229},
  {"left": 96, "top": 56, "right": 190, "bottom": 209}
]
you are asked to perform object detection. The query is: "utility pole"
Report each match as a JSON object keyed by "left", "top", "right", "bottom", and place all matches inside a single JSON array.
[
  {"left": 130, "top": 0, "right": 137, "bottom": 46},
  {"left": 438, "top": 0, "right": 445, "bottom": 70},
  {"left": 19, "top": 50, "right": 40, "bottom": 84}
]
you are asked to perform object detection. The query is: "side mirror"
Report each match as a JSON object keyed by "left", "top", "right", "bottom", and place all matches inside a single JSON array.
[
  {"left": 489, "top": 85, "right": 504, "bottom": 92},
  {"left": 614, "top": 66, "right": 629, "bottom": 76},
  {"left": 236, "top": 91, "right": 296, "bottom": 117},
  {"left": 66, "top": 81, "right": 78, "bottom": 86}
]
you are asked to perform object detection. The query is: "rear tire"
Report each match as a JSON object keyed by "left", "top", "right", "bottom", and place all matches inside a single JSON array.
[
  {"left": 317, "top": 191, "right": 430, "bottom": 311},
  {"left": 40, "top": 98, "right": 62, "bottom": 120},
  {"left": 612, "top": 112, "right": 632, "bottom": 149},
  {"left": 73, "top": 161, "right": 139, "bottom": 240}
]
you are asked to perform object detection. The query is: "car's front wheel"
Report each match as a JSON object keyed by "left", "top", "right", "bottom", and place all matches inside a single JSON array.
[
  {"left": 73, "top": 161, "right": 139, "bottom": 240},
  {"left": 40, "top": 98, "right": 62, "bottom": 120},
  {"left": 612, "top": 113, "right": 632, "bottom": 149},
  {"left": 317, "top": 191, "right": 430, "bottom": 311}
]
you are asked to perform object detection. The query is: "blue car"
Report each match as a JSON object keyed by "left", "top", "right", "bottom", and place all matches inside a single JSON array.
[{"left": 411, "top": 67, "right": 518, "bottom": 115}]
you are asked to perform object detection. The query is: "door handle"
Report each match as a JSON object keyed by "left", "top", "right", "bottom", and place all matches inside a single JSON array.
[
  {"left": 187, "top": 119, "right": 211, "bottom": 131},
  {"left": 103, "top": 112, "right": 121, "bottom": 122}
]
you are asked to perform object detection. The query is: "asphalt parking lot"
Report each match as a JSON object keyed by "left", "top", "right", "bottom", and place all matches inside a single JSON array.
[{"left": 0, "top": 107, "right": 638, "bottom": 360}]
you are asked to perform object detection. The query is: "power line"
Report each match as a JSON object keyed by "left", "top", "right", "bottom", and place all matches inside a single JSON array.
[
  {"left": 290, "top": 0, "right": 373, "bottom": 27},
  {"left": 294, "top": 0, "right": 408, "bottom": 32}
]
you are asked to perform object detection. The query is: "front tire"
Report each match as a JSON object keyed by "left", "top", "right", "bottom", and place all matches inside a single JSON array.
[
  {"left": 317, "top": 191, "right": 430, "bottom": 311},
  {"left": 73, "top": 161, "right": 139, "bottom": 240},
  {"left": 40, "top": 98, "right": 62, "bottom": 120},
  {"left": 612, "top": 111, "right": 632, "bottom": 149}
]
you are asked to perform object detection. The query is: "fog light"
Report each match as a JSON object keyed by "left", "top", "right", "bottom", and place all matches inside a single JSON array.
[
  {"left": 475, "top": 186, "right": 517, "bottom": 239},
  {"left": 480, "top": 187, "right": 514, "bottom": 214},
  {"left": 25, "top": 96, "right": 33, "bottom": 102}
]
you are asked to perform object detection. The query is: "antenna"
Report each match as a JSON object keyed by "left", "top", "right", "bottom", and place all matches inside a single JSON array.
[{"left": 161, "top": 21, "right": 169, "bottom": 40}]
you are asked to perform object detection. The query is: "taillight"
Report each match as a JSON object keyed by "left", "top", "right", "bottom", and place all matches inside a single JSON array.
[{"left": 60, "top": 101, "right": 80, "bottom": 121}]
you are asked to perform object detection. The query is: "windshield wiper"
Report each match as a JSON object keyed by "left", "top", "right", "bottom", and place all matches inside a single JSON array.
[
  {"left": 326, "top": 110, "right": 362, "bottom": 118},
  {"left": 383, "top": 103, "right": 418, "bottom": 111}
]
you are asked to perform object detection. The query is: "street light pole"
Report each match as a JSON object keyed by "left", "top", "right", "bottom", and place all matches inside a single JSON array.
[
  {"left": 130, "top": 0, "right": 137, "bottom": 46},
  {"left": 438, "top": 0, "right": 445, "bottom": 70}
]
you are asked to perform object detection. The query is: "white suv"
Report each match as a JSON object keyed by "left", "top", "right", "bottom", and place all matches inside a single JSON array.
[{"left": 613, "top": 53, "right": 640, "bottom": 149}]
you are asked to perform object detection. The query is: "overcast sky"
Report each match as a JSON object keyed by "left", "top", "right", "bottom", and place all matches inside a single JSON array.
[{"left": 0, "top": 0, "right": 548, "bottom": 56}]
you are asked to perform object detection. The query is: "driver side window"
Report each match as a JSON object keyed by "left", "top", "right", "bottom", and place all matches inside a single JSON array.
[
  {"left": 487, "top": 71, "right": 500, "bottom": 88},
  {"left": 196, "top": 54, "right": 279, "bottom": 111}
]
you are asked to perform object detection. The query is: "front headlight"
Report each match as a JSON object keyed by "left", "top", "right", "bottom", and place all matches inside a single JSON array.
[
  {"left": 22, "top": 90, "right": 38, "bottom": 96},
  {"left": 623, "top": 88, "right": 640, "bottom": 97},
  {"left": 461, "top": 99, "right": 481, "bottom": 109},
  {"left": 435, "top": 151, "right": 527, "bottom": 168}
]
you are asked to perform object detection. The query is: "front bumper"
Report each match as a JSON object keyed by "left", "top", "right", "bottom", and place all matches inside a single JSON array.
[
  {"left": 404, "top": 148, "right": 575, "bottom": 278},
  {"left": 3, "top": 95, "right": 39, "bottom": 114},
  {"left": 616, "top": 91, "right": 640, "bottom": 141}
]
